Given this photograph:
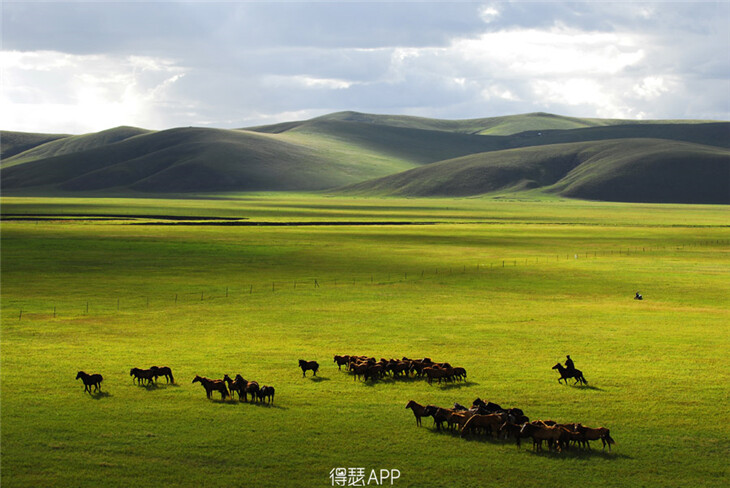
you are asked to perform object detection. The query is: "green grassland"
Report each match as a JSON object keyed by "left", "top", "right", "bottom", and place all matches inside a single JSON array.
[{"left": 1, "top": 195, "right": 729, "bottom": 488}]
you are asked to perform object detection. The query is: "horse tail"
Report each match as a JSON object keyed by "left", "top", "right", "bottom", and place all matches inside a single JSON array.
[
  {"left": 581, "top": 374, "right": 588, "bottom": 384},
  {"left": 605, "top": 430, "right": 615, "bottom": 445},
  {"left": 460, "top": 416, "right": 475, "bottom": 438},
  {"left": 169, "top": 371, "right": 174, "bottom": 384}
]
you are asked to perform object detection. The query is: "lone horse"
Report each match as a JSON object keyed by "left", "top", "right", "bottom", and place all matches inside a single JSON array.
[
  {"left": 552, "top": 363, "right": 588, "bottom": 385},
  {"left": 76, "top": 371, "right": 103, "bottom": 393},
  {"left": 299, "top": 359, "right": 319, "bottom": 377}
]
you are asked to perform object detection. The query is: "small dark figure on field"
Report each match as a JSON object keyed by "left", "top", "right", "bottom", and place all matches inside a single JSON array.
[
  {"left": 299, "top": 359, "right": 319, "bottom": 377},
  {"left": 635, "top": 291, "right": 643, "bottom": 300},
  {"left": 76, "top": 371, "right": 103, "bottom": 393},
  {"left": 552, "top": 363, "right": 588, "bottom": 385},
  {"left": 565, "top": 355, "right": 575, "bottom": 373},
  {"left": 150, "top": 366, "right": 174, "bottom": 383}
]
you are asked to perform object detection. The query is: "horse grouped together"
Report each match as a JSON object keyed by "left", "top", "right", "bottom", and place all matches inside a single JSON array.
[
  {"left": 406, "top": 397, "right": 615, "bottom": 453},
  {"left": 334, "top": 355, "right": 467, "bottom": 384},
  {"left": 130, "top": 366, "right": 174, "bottom": 386},
  {"left": 192, "top": 374, "right": 275, "bottom": 404}
]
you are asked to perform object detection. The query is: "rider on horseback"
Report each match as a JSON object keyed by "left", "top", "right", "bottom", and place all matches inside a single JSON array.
[{"left": 565, "top": 355, "right": 575, "bottom": 373}]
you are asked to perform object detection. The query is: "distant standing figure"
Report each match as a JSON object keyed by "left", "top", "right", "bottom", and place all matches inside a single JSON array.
[
  {"left": 635, "top": 291, "right": 643, "bottom": 300},
  {"left": 565, "top": 355, "right": 575, "bottom": 373}
]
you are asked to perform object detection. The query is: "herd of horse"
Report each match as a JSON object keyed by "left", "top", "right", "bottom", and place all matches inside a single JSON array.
[
  {"left": 192, "top": 374, "right": 276, "bottom": 403},
  {"left": 334, "top": 355, "right": 467, "bottom": 383},
  {"left": 406, "top": 397, "right": 615, "bottom": 452},
  {"left": 77, "top": 357, "right": 611, "bottom": 454}
]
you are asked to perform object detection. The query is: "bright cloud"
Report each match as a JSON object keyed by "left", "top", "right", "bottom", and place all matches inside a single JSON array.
[{"left": 0, "top": 51, "right": 187, "bottom": 133}]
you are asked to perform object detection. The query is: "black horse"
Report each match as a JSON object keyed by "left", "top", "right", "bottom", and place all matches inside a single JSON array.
[
  {"left": 76, "top": 371, "right": 103, "bottom": 393},
  {"left": 552, "top": 363, "right": 588, "bottom": 385},
  {"left": 299, "top": 359, "right": 319, "bottom": 377}
]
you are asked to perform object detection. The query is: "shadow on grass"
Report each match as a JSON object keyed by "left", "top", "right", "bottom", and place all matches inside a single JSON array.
[
  {"left": 88, "top": 391, "right": 111, "bottom": 400},
  {"left": 525, "top": 447, "right": 631, "bottom": 460},
  {"left": 570, "top": 384, "right": 604, "bottom": 391},
  {"left": 307, "top": 376, "right": 330, "bottom": 382},
  {"left": 435, "top": 381, "right": 479, "bottom": 390},
  {"left": 139, "top": 382, "right": 180, "bottom": 391},
  {"left": 210, "top": 398, "right": 289, "bottom": 410}
]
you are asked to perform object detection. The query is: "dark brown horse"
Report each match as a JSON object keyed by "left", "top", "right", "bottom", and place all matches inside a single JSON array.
[
  {"left": 552, "top": 363, "right": 588, "bottom": 385},
  {"left": 130, "top": 367, "right": 155, "bottom": 385},
  {"left": 299, "top": 359, "right": 319, "bottom": 377},
  {"left": 257, "top": 385, "right": 275, "bottom": 404},
  {"left": 192, "top": 375, "right": 229, "bottom": 400},
  {"left": 76, "top": 371, "right": 103, "bottom": 393},
  {"left": 223, "top": 374, "right": 246, "bottom": 400},
  {"left": 333, "top": 355, "right": 350, "bottom": 370},
  {"left": 150, "top": 366, "right": 174, "bottom": 383},
  {"left": 405, "top": 400, "right": 429, "bottom": 426}
]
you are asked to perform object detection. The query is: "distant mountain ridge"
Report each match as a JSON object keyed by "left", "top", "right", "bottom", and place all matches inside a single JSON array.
[{"left": 2, "top": 112, "right": 728, "bottom": 203}]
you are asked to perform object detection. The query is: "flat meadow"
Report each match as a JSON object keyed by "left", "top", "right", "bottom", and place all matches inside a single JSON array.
[{"left": 1, "top": 194, "right": 728, "bottom": 487}]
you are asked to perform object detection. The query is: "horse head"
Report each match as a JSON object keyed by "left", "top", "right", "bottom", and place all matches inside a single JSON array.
[
  {"left": 192, "top": 375, "right": 202, "bottom": 384},
  {"left": 75, "top": 371, "right": 85, "bottom": 380},
  {"left": 552, "top": 363, "right": 563, "bottom": 371}
]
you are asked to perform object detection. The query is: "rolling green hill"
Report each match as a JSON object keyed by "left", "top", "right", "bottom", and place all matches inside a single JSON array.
[
  {"left": 341, "top": 139, "right": 730, "bottom": 204},
  {"left": 251, "top": 111, "right": 717, "bottom": 136},
  {"left": 0, "top": 127, "right": 425, "bottom": 193},
  {"left": 0, "top": 131, "right": 70, "bottom": 161},
  {"left": 2, "top": 112, "right": 728, "bottom": 202},
  {"left": 1, "top": 126, "right": 151, "bottom": 169}
]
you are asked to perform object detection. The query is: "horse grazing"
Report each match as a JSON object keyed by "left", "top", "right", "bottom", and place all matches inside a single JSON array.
[
  {"left": 76, "top": 371, "right": 103, "bottom": 393},
  {"left": 130, "top": 367, "right": 155, "bottom": 385},
  {"left": 578, "top": 425, "right": 616, "bottom": 450},
  {"left": 192, "top": 375, "right": 229, "bottom": 400},
  {"left": 257, "top": 385, "right": 275, "bottom": 404},
  {"left": 552, "top": 363, "right": 588, "bottom": 385},
  {"left": 405, "top": 400, "right": 430, "bottom": 427},
  {"left": 150, "top": 366, "right": 174, "bottom": 383},
  {"left": 299, "top": 360, "right": 319, "bottom": 377}
]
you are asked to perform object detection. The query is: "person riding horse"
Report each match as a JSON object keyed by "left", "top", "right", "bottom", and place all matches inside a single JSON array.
[{"left": 565, "top": 355, "right": 575, "bottom": 373}]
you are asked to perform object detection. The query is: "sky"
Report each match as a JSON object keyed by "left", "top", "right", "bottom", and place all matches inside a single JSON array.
[{"left": 1, "top": 1, "right": 729, "bottom": 134}]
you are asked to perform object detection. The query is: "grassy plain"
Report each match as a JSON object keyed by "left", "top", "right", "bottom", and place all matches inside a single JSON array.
[{"left": 1, "top": 195, "right": 729, "bottom": 487}]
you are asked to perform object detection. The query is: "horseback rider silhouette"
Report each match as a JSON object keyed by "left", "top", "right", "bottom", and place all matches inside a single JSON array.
[
  {"left": 635, "top": 291, "right": 643, "bottom": 300},
  {"left": 565, "top": 355, "right": 575, "bottom": 373}
]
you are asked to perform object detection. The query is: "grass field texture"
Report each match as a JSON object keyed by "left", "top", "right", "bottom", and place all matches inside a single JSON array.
[{"left": 1, "top": 195, "right": 728, "bottom": 487}]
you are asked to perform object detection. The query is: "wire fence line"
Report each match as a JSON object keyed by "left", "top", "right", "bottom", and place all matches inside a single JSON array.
[{"left": 4, "top": 239, "right": 728, "bottom": 321}]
